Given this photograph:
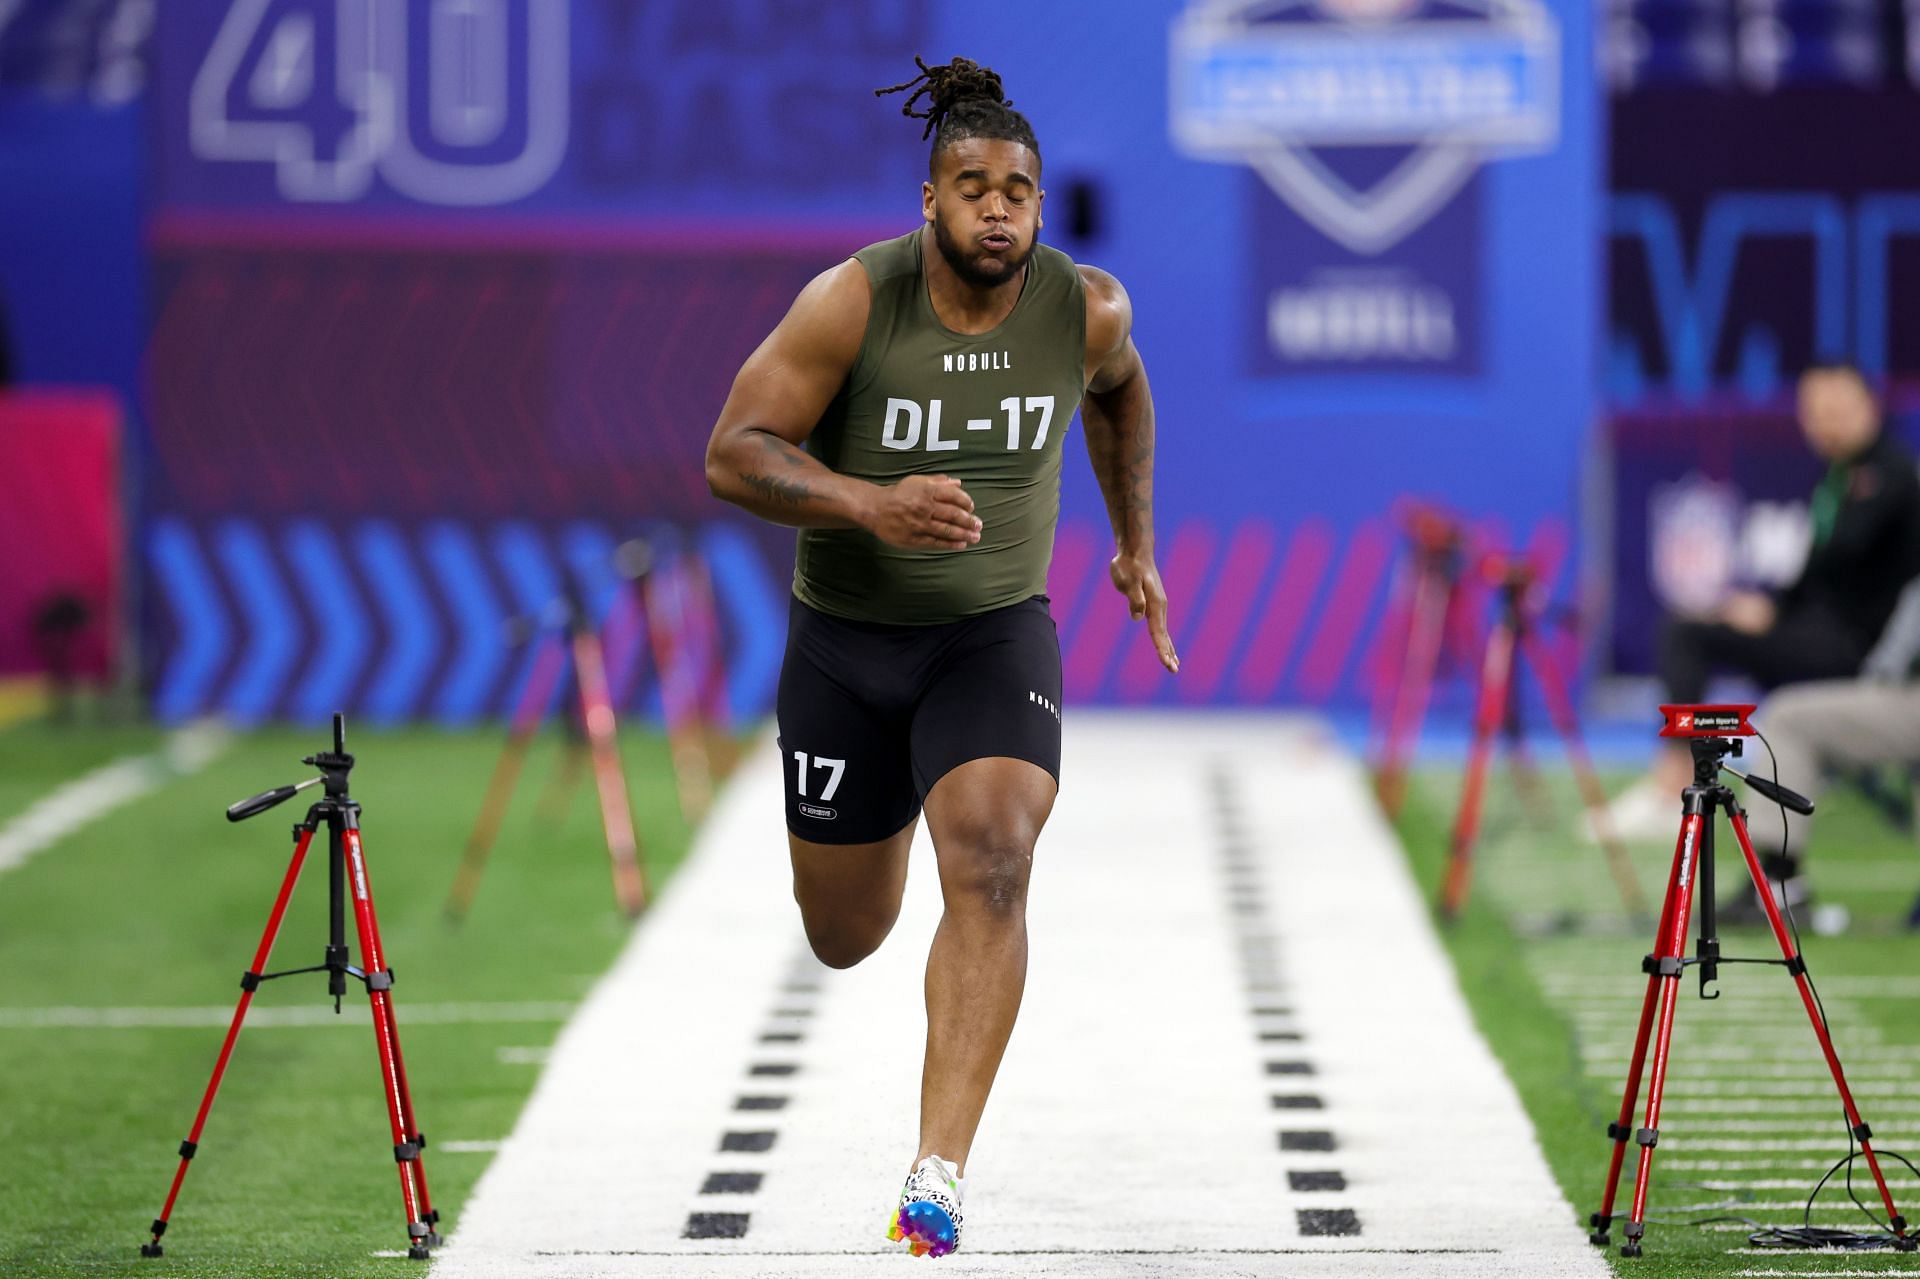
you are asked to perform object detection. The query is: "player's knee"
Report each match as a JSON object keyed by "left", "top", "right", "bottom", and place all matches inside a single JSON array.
[
  {"left": 949, "top": 835, "right": 1035, "bottom": 917},
  {"left": 796, "top": 892, "right": 899, "bottom": 969},
  {"left": 808, "top": 937, "right": 876, "bottom": 970},
  {"left": 803, "top": 922, "right": 886, "bottom": 970}
]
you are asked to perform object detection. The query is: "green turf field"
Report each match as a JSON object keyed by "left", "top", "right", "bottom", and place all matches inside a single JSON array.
[
  {"left": 0, "top": 720, "right": 720, "bottom": 1278},
  {"left": 8, "top": 717, "right": 1918, "bottom": 1278},
  {"left": 1396, "top": 760, "right": 1920, "bottom": 1278}
]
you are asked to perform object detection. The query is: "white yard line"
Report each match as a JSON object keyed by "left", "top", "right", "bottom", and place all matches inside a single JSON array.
[
  {"left": 430, "top": 716, "right": 1606, "bottom": 1279},
  {"left": 0, "top": 722, "right": 230, "bottom": 875},
  {"left": 1737, "top": 1270, "right": 1920, "bottom": 1276},
  {"left": 1674, "top": 1152, "right": 1881, "bottom": 1167},
  {"left": 1582, "top": 1081, "right": 1917, "bottom": 1098},
  {"left": 0, "top": 1000, "right": 577, "bottom": 1029},
  {"left": 1583, "top": 1052, "right": 1905, "bottom": 1066},
  {"left": 1686, "top": 1179, "right": 1898, "bottom": 1191}
]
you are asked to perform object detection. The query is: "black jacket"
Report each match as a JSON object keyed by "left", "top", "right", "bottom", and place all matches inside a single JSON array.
[{"left": 1778, "top": 429, "right": 1920, "bottom": 654}]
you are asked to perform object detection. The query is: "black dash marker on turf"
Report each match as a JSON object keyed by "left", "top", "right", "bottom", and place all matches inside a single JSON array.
[
  {"left": 734, "top": 1096, "right": 788, "bottom": 1112},
  {"left": 1267, "top": 1061, "right": 1314, "bottom": 1075},
  {"left": 1298, "top": 1208, "right": 1361, "bottom": 1236},
  {"left": 1279, "top": 1130, "right": 1336, "bottom": 1152},
  {"left": 1288, "top": 1170, "right": 1347, "bottom": 1192},
  {"left": 749, "top": 1063, "right": 798, "bottom": 1077},
  {"left": 759, "top": 1031, "right": 803, "bottom": 1043},
  {"left": 700, "top": 1172, "right": 764, "bottom": 1194},
  {"left": 719, "top": 1130, "right": 777, "bottom": 1153},
  {"left": 1259, "top": 1030, "right": 1304, "bottom": 1042},
  {"left": 770, "top": 1007, "right": 814, "bottom": 1018},
  {"left": 1271, "top": 1094, "right": 1325, "bottom": 1109},
  {"left": 683, "top": 1211, "right": 751, "bottom": 1239}
]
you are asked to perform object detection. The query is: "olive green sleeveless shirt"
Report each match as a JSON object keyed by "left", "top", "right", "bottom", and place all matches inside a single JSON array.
[{"left": 793, "top": 229, "right": 1087, "bottom": 625}]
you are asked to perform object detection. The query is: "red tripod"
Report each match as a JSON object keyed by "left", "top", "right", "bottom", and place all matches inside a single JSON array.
[
  {"left": 1588, "top": 706, "right": 1914, "bottom": 1257},
  {"left": 444, "top": 564, "right": 649, "bottom": 922},
  {"left": 1438, "top": 555, "right": 1645, "bottom": 921},
  {"left": 1371, "top": 505, "right": 1473, "bottom": 819},
  {"left": 142, "top": 715, "right": 438, "bottom": 1260}
]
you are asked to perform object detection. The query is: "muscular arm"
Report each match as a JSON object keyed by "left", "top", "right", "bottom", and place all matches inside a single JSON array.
[
  {"left": 1080, "top": 265, "right": 1178, "bottom": 673},
  {"left": 705, "top": 262, "right": 879, "bottom": 528},
  {"left": 705, "top": 261, "right": 981, "bottom": 550}
]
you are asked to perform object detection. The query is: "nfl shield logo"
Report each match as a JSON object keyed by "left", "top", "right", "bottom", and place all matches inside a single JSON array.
[{"left": 1169, "top": 0, "right": 1561, "bottom": 254}]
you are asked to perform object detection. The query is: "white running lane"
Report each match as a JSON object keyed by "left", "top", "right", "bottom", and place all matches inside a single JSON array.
[
  {"left": 0, "top": 722, "right": 229, "bottom": 876},
  {"left": 431, "top": 715, "right": 1607, "bottom": 1278}
]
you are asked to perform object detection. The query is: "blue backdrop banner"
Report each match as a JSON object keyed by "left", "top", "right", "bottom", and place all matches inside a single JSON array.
[{"left": 142, "top": 0, "right": 1600, "bottom": 724}]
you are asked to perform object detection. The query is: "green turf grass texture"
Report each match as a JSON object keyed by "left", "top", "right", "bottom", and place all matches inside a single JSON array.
[
  {"left": 1396, "top": 761, "right": 1920, "bottom": 1279},
  {"left": 0, "top": 722, "right": 720, "bottom": 1278}
]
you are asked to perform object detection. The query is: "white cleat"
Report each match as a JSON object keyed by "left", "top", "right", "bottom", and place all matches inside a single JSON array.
[{"left": 886, "top": 1154, "right": 966, "bottom": 1259}]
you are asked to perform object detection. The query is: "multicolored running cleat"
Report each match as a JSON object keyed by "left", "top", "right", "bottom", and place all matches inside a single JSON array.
[{"left": 886, "top": 1154, "right": 965, "bottom": 1258}]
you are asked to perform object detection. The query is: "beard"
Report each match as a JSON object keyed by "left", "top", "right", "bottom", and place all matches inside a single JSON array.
[{"left": 932, "top": 211, "right": 1037, "bottom": 290}]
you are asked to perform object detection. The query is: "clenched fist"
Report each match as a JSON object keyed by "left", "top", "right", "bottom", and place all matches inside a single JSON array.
[{"left": 865, "top": 475, "right": 983, "bottom": 551}]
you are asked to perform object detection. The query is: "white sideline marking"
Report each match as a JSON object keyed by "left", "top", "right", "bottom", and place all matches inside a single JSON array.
[
  {"left": 1672, "top": 1140, "right": 1890, "bottom": 1152},
  {"left": 0, "top": 722, "right": 230, "bottom": 875},
  {"left": 1585, "top": 1064, "right": 1913, "bottom": 1078},
  {"left": 1660, "top": 1200, "right": 1896, "bottom": 1211},
  {"left": 429, "top": 717, "right": 1607, "bottom": 1279},
  {"left": 0, "top": 1000, "right": 576, "bottom": 1029},
  {"left": 1637, "top": 1120, "right": 1916, "bottom": 1134},
  {"left": 1587, "top": 1081, "right": 1918, "bottom": 1097},
  {"left": 1547, "top": 976, "right": 1920, "bottom": 998},
  {"left": 1582, "top": 1044, "right": 1912, "bottom": 1060},
  {"left": 1735, "top": 1259, "right": 1912, "bottom": 1267},
  {"left": 1667, "top": 1160, "right": 1867, "bottom": 1172},
  {"left": 439, "top": 1141, "right": 506, "bottom": 1154},
  {"left": 1691, "top": 1179, "right": 1888, "bottom": 1191},
  {"left": 1664, "top": 1102, "right": 1920, "bottom": 1115}
]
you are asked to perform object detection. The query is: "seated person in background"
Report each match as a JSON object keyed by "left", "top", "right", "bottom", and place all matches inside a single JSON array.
[
  {"left": 1728, "top": 578, "right": 1920, "bottom": 930},
  {"left": 1604, "top": 363, "right": 1920, "bottom": 837}
]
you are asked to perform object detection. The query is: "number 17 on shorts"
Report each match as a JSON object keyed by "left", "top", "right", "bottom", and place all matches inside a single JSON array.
[{"left": 790, "top": 750, "right": 846, "bottom": 823}]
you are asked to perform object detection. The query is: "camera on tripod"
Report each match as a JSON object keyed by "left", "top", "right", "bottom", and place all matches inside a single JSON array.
[
  {"left": 1586, "top": 704, "right": 1912, "bottom": 1258},
  {"left": 1657, "top": 703, "right": 1754, "bottom": 741}
]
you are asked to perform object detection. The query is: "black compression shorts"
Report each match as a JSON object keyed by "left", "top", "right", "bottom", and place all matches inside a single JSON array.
[{"left": 775, "top": 593, "right": 1063, "bottom": 845}]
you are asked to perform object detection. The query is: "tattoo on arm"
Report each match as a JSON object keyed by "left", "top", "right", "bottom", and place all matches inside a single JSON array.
[
  {"left": 743, "top": 432, "right": 823, "bottom": 507},
  {"left": 711, "top": 427, "right": 865, "bottom": 527},
  {"left": 741, "top": 470, "right": 815, "bottom": 508},
  {"left": 758, "top": 433, "right": 813, "bottom": 468}
]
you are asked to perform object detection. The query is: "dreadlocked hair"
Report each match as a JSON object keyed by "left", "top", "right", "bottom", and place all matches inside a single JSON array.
[{"left": 875, "top": 55, "right": 1041, "bottom": 173}]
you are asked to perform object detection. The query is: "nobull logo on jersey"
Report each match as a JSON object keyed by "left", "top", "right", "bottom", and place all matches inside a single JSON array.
[{"left": 943, "top": 351, "right": 1015, "bottom": 373}]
